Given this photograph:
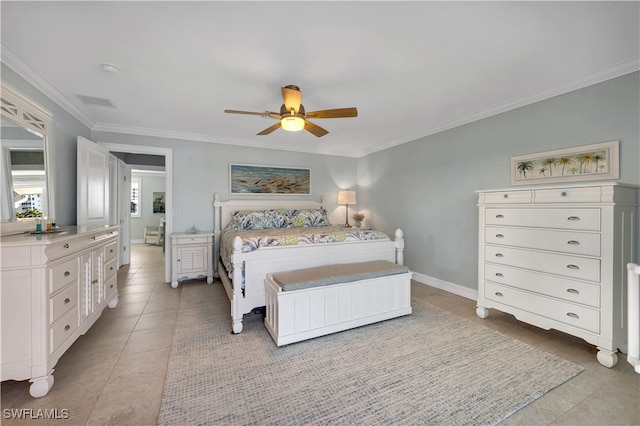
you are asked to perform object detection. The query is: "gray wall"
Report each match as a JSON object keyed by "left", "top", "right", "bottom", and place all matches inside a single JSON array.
[
  {"left": 92, "top": 131, "right": 358, "bottom": 234},
  {"left": 359, "top": 71, "right": 640, "bottom": 290}
]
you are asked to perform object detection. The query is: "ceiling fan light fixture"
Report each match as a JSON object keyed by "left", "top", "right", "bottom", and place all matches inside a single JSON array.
[{"left": 281, "top": 115, "right": 305, "bottom": 132}]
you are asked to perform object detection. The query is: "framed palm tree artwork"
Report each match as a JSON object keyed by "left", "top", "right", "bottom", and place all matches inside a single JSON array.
[{"left": 510, "top": 140, "right": 619, "bottom": 185}]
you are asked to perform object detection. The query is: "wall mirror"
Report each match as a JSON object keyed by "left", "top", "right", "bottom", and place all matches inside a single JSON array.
[{"left": 1, "top": 82, "right": 55, "bottom": 235}]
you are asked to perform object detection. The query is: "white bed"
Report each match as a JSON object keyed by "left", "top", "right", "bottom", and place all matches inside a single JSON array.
[{"left": 213, "top": 193, "right": 406, "bottom": 333}]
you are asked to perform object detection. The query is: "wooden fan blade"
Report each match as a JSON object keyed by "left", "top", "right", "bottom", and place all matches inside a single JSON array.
[
  {"left": 225, "top": 110, "right": 281, "bottom": 119},
  {"left": 257, "top": 121, "right": 282, "bottom": 135},
  {"left": 304, "top": 120, "right": 329, "bottom": 137},
  {"left": 224, "top": 109, "right": 265, "bottom": 116},
  {"left": 305, "top": 107, "right": 358, "bottom": 119},
  {"left": 281, "top": 85, "right": 302, "bottom": 113}
]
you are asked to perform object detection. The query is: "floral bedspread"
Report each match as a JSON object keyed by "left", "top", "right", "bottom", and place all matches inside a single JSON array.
[{"left": 220, "top": 225, "right": 390, "bottom": 274}]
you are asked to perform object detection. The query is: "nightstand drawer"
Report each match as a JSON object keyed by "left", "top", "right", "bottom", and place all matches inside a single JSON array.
[
  {"left": 175, "top": 235, "right": 210, "bottom": 245},
  {"left": 485, "top": 208, "right": 601, "bottom": 231},
  {"left": 484, "top": 282, "right": 600, "bottom": 333},
  {"left": 485, "top": 226, "right": 600, "bottom": 256},
  {"left": 484, "top": 263, "right": 600, "bottom": 307},
  {"left": 485, "top": 245, "right": 600, "bottom": 282}
]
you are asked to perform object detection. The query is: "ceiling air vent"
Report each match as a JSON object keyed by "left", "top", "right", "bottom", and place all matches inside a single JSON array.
[{"left": 75, "top": 94, "right": 115, "bottom": 108}]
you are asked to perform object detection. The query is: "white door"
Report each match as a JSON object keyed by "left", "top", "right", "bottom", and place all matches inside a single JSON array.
[
  {"left": 119, "top": 162, "right": 131, "bottom": 266},
  {"left": 77, "top": 136, "right": 110, "bottom": 229}
]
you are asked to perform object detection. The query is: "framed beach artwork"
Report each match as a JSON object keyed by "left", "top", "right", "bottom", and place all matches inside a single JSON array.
[
  {"left": 511, "top": 140, "right": 619, "bottom": 185},
  {"left": 229, "top": 164, "right": 311, "bottom": 194}
]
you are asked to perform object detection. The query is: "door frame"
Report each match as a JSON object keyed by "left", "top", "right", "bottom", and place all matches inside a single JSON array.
[{"left": 98, "top": 142, "right": 173, "bottom": 283}]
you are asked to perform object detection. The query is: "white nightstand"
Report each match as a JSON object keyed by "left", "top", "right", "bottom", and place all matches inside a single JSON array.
[{"left": 170, "top": 231, "right": 214, "bottom": 288}]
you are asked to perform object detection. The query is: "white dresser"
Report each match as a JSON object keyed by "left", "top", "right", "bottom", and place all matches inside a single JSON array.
[
  {"left": 0, "top": 226, "right": 119, "bottom": 397},
  {"left": 170, "top": 231, "right": 214, "bottom": 288},
  {"left": 476, "top": 183, "right": 637, "bottom": 367}
]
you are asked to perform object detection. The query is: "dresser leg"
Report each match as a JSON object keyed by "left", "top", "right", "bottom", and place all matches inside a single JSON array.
[
  {"left": 476, "top": 306, "right": 489, "bottom": 319},
  {"left": 108, "top": 295, "right": 119, "bottom": 309},
  {"left": 171, "top": 280, "right": 179, "bottom": 289},
  {"left": 596, "top": 348, "right": 618, "bottom": 368},
  {"left": 207, "top": 276, "right": 213, "bottom": 284},
  {"left": 29, "top": 372, "right": 54, "bottom": 398}
]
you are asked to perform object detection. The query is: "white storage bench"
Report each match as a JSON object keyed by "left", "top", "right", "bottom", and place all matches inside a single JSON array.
[{"left": 264, "top": 260, "right": 413, "bottom": 346}]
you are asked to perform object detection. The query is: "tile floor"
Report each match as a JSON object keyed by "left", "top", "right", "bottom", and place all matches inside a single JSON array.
[{"left": 1, "top": 244, "right": 639, "bottom": 425}]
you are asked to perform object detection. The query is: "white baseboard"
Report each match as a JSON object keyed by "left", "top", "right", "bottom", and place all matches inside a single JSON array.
[{"left": 412, "top": 271, "right": 478, "bottom": 301}]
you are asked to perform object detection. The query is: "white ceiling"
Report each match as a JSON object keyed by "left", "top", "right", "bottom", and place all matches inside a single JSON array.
[{"left": 2, "top": 1, "right": 638, "bottom": 158}]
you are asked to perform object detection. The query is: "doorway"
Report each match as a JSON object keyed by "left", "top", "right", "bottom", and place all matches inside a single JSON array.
[{"left": 99, "top": 142, "right": 173, "bottom": 283}]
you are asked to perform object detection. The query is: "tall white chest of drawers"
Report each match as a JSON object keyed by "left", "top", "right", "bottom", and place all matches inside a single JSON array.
[{"left": 476, "top": 183, "right": 636, "bottom": 367}]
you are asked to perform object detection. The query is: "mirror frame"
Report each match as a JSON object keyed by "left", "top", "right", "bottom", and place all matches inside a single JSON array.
[{"left": 1, "top": 81, "right": 55, "bottom": 235}]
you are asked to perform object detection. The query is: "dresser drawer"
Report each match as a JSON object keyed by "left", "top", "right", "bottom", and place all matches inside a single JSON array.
[
  {"left": 485, "top": 208, "right": 601, "bottom": 231},
  {"left": 175, "top": 235, "right": 210, "bottom": 245},
  {"left": 105, "top": 258, "right": 117, "bottom": 282},
  {"left": 104, "top": 241, "right": 117, "bottom": 263},
  {"left": 482, "top": 190, "right": 532, "bottom": 204},
  {"left": 534, "top": 186, "right": 602, "bottom": 204},
  {"left": 484, "top": 282, "right": 600, "bottom": 333},
  {"left": 484, "top": 264, "right": 600, "bottom": 308},
  {"left": 485, "top": 226, "right": 600, "bottom": 256},
  {"left": 50, "top": 284, "right": 78, "bottom": 324},
  {"left": 45, "top": 240, "right": 80, "bottom": 260},
  {"left": 49, "top": 258, "right": 79, "bottom": 294},
  {"left": 485, "top": 245, "right": 600, "bottom": 282},
  {"left": 50, "top": 308, "right": 78, "bottom": 354}
]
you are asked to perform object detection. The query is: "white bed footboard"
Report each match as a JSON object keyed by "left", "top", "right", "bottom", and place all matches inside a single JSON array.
[
  {"left": 628, "top": 263, "right": 640, "bottom": 373},
  {"left": 218, "top": 230, "right": 405, "bottom": 334}
]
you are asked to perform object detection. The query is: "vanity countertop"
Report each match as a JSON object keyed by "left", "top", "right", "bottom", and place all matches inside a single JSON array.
[{"left": 0, "top": 225, "right": 119, "bottom": 247}]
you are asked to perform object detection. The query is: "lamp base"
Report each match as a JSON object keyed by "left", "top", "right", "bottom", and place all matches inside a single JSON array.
[{"left": 344, "top": 224, "right": 352, "bottom": 228}]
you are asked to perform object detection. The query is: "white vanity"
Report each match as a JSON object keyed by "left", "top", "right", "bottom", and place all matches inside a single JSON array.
[{"left": 0, "top": 225, "right": 119, "bottom": 397}]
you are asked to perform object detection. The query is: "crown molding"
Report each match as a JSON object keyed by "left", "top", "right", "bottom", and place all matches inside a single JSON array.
[
  {"left": 363, "top": 58, "right": 640, "bottom": 157},
  {"left": 92, "top": 122, "right": 362, "bottom": 158},
  {"left": 1, "top": 43, "right": 96, "bottom": 130}
]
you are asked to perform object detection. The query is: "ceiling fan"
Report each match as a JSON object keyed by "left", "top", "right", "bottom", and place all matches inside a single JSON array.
[{"left": 224, "top": 85, "right": 357, "bottom": 137}]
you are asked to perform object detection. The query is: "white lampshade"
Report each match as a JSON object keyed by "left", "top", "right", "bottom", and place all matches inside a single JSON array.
[{"left": 338, "top": 190, "right": 356, "bottom": 205}]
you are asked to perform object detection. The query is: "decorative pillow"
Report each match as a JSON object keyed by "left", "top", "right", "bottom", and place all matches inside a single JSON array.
[
  {"left": 232, "top": 210, "right": 267, "bottom": 230},
  {"left": 289, "top": 209, "right": 331, "bottom": 228}
]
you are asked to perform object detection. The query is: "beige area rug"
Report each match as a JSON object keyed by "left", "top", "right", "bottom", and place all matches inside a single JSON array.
[{"left": 158, "top": 282, "right": 583, "bottom": 425}]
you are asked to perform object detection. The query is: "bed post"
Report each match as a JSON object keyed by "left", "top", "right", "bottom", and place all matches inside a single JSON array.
[
  {"left": 213, "top": 193, "right": 221, "bottom": 278},
  {"left": 394, "top": 228, "right": 404, "bottom": 265},
  {"left": 231, "top": 236, "right": 244, "bottom": 334}
]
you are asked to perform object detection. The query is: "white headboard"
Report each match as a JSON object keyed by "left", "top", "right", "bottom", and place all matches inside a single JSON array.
[
  {"left": 213, "top": 192, "right": 325, "bottom": 232},
  {"left": 212, "top": 193, "right": 324, "bottom": 277}
]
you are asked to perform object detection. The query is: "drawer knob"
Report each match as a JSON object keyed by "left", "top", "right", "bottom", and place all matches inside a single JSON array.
[
  {"left": 110, "top": 284, "right": 114, "bottom": 288},
  {"left": 495, "top": 272, "right": 504, "bottom": 277},
  {"left": 495, "top": 234, "right": 504, "bottom": 238},
  {"left": 64, "top": 271, "right": 71, "bottom": 277},
  {"left": 567, "top": 216, "right": 580, "bottom": 221},
  {"left": 64, "top": 298, "right": 70, "bottom": 304},
  {"left": 495, "top": 214, "right": 504, "bottom": 219},
  {"left": 567, "top": 240, "right": 580, "bottom": 245},
  {"left": 64, "top": 243, "right": 70, "bottom": 249},
  {"left": 110, "top": 267, "right": 114, "bottom": 271},
  {"left": 495, "top": 253, "right": 504, "bottom": 258},
  {"left": 503, "top": 194, "right": 508, "bottom": 198},
  {"left": 561, "top": 191, "right": 567, "bottom": 196},
  {"left": 566, "top": 312, "right": 579, "bottom": 319},
  {"left": 64, "top": 324, "right": 71, "bottom": 331},
  {"left": 566, "top": 264, "right": 580, "bottom": 270},
  {"left": 566, "top": 288, "right": 580, "bottom": 295},
  {"left": 494, "top": 292, "right": 504, "bottom": 297}
]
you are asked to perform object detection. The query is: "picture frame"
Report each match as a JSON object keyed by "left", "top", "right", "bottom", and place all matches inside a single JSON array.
[
  {"left": 511, "top": 140, "right": 619, "bottom": 185},
  {"left": 152, "top": 192, "right": 165, "bottom": 213},
  {"left": 229, "top": 163, "right": 311, "bottom": 195}
]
